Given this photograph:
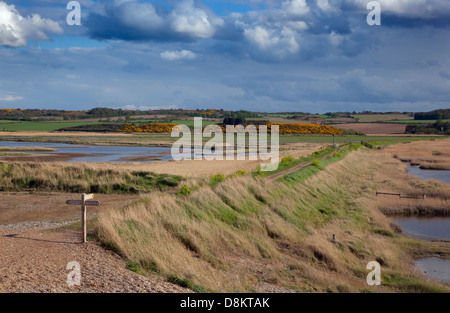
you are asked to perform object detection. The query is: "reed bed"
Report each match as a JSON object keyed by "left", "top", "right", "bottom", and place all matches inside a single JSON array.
[{"left": 0, "top": 162, "right": 182, "bottom": 194}]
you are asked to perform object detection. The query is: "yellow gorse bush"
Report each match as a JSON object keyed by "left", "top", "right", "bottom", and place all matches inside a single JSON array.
[
  {"left": 219, "top": 123, "right": 344, "bottom": 135},
  {"left": 119, "top": 122, "right": 344, "bottom": 135},
  {"left": 119, "top": 123, "right": 178, "bottom": 133},
  {"left": 268, "top": 123, "right": 345, "bottom": 135}
]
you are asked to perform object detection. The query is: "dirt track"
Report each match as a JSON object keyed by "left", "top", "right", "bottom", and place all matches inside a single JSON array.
[{"left": 268, "top": 146, "right": 345, "bottom": 181}]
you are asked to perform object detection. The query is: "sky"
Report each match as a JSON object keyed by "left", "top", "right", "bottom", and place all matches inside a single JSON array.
[{"left": 0, "top": 0, "right": 449, "bottom": 113}]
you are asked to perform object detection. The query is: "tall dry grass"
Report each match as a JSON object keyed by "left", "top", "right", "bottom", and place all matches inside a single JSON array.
[
  {"left": 95, "top": 150, "right": 450, "bottom": 293},
  {"left": 371, "top": 148, "right": 450, "bottom": 216},
  {"left": 386, "top": 138, "right": 450, "bottom": 169}
]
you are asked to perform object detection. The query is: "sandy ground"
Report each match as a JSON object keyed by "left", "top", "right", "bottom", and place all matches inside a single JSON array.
[
  {"left": 0, "top": 227, "right": 190, "bottom": 293},
  {"left": 0, "top": 191, "right": 194, "bottom": 293},
  {"left": 333, "top": 123, "right": 407, "bottom": 135},
  {"left": 0, "top": 192, "right": 141, "bottom": 225}
]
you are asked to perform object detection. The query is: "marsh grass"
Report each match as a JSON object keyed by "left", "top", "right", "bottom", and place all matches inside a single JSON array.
[
  {"left": 0, "top": 147, "right": 57, "bottom": 152},
  {"left": 0, "top": 162, "right": 182, "bottom": 193}
]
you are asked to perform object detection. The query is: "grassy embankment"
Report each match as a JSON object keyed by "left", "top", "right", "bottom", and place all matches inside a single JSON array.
[{"left": 93, "top": 147, "right": 450, "bottom": 293}]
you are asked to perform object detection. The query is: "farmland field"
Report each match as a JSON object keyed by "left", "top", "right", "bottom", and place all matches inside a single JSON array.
[
  {"left": 351, "top": 113, "right": 413, "bottom": 123},
  {"left": 333, "top": 123, "right": 407, "bottom": 135},
  {"left": 388, "top": 119, "right": 450, "bottom": 124},
  {"left": 0, "top": 120, "right": 111, "bottom": 132}
]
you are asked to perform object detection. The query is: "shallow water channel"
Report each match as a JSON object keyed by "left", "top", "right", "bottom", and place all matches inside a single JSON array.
[{"left": 392, "top": 163, "right": 450, "bottom": 285}]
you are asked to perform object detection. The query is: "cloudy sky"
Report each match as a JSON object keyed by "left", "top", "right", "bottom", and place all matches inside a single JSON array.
[{"left": 0, "top": 0, "right": 449, "bottom": 113}]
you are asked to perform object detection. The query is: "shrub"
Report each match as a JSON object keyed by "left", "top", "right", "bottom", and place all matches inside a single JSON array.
[
  {"left": 228, "top": 170, "right": 247, "bottom": 178},
  {"left": 177, "top": 185, "right": 191, "bottom": 196},
  {"left": 125, "top": 260, "right": 142, "bottom": 274},
  {"left": 167, "top": 275, "right": 194, "bottom": 289},
  {"left": 312, "top": 159, "right": 322, "bottom": 169},
  {"left": 210, "top": 174, "right": 225, "bottom": 186},
  {"left": 281, "top": 156, "right": 295, "bottom": 165}
]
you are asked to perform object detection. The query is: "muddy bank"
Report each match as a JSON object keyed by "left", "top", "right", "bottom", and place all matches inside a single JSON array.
[
  {"left": 380, "top": 206, "right": 450, "bottom": 217},
  {"left": 0, "top": 152, "right": 107, "bottom": 162},
  {"left": 118, "top": 156, "right": 163, "bottom": 162}
]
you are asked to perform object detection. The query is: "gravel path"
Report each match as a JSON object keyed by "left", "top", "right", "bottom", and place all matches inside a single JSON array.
[{"left": 0, "top": 225, "right": 190, "bottom": 293}]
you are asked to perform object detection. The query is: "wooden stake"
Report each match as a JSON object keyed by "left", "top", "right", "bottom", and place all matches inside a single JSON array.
[
  {"left": 82, "top": 193, "right": 87, "bottom": 243},
  {"left": 66, "top": 193, "right": 99, "bottom": 243}
]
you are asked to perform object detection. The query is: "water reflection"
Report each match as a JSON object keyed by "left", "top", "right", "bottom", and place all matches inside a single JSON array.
[{"left": 414, "top": 258, "right": 450, "bottom": 284}]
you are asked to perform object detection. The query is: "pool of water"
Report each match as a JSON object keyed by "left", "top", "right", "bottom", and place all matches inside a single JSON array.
[
  {"left": 0, "top": 141, "right": 172, "bottom": 163},
  {"left": 414, "top": 258, "right": 450, "bottom": 284},
  {"left": 393, "top": 216, "right": 450, "bottom": 241},
  {"left": 406, "top": 163, "right": 450, "bottom": 183},
  {"left": 0, "top": 141, "right": 254, "bottom": 163}
]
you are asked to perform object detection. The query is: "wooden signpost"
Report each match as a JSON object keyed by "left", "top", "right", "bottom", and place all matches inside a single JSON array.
[{"left": 66, "top": 193, "right": 100, "bottom": 243}]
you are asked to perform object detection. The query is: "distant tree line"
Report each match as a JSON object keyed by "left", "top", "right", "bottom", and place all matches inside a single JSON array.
[
  {"left": 414, "top": 109, "right": 450, "bottom": 120},
  {"left": 406, "top": 120, "right": 450, "bottom": 135},
  {"left": 0, "top": 107, "right": 258, "bottom": 121}
]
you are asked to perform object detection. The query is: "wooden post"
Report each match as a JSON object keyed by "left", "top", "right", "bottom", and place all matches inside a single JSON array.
[
  {"left": 82, "top": 193, "right": 87, "bottom": 243},
  {"left": 66, "top": 193, "right": 99, "bottom": 243}
]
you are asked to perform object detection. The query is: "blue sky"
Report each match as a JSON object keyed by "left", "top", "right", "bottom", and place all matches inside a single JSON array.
[{"left": 0, "top": 0, "right": 449, "bottom": 113}]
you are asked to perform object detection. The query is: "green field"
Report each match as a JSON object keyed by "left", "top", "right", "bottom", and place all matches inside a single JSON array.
[
  {"left": 169, "top": 120, "right": 219, "bottom": 127},
  {"left": 0, "top": 120, "right": 111, "bottom": 132},
  {"left": 351, "top": 114, "right": 413, "bottom": 123}
]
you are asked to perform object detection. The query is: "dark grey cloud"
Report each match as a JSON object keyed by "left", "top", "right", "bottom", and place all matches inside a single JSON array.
[{"left": 85, "top": 0, "right": 224, "bottom": 42}]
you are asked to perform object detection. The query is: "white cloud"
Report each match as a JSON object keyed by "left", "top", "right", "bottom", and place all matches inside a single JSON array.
[
  {"left": 282, "top": 0, "right": 310, "bottom": 16},
  {"left": 0, "top": 1, "right": 63, "bottom": 48},
  {"left": 115, "top": 0, "right": 164, "bottom": 31},
  {"left": 285, "top": 21, "right": 308, "bottom": 31},
  {"left": 169, "top": 0, "right": 224, "bottom": 39},
  {"left": 244, "top": 26, "right": 300, "bottom": 56},
  {"left": 160, "top": 49, "right": 197, "bottom": 61},
  {"left": 316, "top": 0, "right": 334, "bottom": 12},
  {"left": 122, "top": 104, "right": 178, "bottom": 111},
  {"left": 0, "top": 95, "right": 24, "bottom": 101}
]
